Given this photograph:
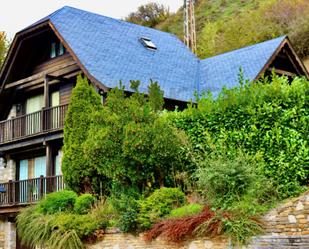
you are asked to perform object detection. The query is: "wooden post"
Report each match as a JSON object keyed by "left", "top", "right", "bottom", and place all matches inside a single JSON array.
[
  {"left": 46, "top": 143, "right": 53, "bottom": 177},
  {"left": 8, "top": 180, "right": 13, "bottom": 204},
  {"left": 44, "top": 75, "right": 50, "bottom": 108},
  {"left": 39, "top": 175, "right": 44, "bottom": 200}
]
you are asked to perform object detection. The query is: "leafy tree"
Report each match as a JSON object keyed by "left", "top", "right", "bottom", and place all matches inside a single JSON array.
[
  {"left": 62, "top": 75, "right": 103, "bottom": 194},
  {"left": 0, "top": 32, "right": 8, "bottom": 68},
  {"left": 84, "top": 80, "right": 191, "bottom": 195},
  {"left": 125, "top": 2, "right": 170, "bottom": 28}
]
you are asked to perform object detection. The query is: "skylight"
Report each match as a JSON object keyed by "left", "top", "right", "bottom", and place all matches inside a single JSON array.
[{"left": 139, "top": 37, "right": 157, "bottom": 50}]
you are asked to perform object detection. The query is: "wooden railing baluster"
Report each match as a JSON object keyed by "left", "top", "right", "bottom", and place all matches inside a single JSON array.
[
  {"left": 0, "top": 175, "right": 64, "bottom": 207},
  {"left": 0, "top": 104, "right": 68, "bottom": 144}
]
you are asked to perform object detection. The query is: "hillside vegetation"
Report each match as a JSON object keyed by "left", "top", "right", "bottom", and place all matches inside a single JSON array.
[{"left": 155, "top": 0, "right": 309, "bottom": 59}]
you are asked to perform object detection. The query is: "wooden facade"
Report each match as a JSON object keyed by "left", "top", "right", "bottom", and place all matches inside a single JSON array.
[{"left": 0, "top": 24, "right": 82, "bottom": 220}]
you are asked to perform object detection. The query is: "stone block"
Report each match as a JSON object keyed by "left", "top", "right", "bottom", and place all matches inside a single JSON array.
[{"left": 288, "top": 215, "right": 297, "bottom": 223}]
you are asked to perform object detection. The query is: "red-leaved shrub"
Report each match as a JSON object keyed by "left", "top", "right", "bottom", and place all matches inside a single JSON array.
[{"left": 144, "top": 206, "right": 228, "bottom": 243}]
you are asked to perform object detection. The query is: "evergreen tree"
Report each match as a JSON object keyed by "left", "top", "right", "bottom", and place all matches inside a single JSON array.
[
  {"left": 84, "top": 80, "right": 191, "bottom": 194},
  {"left": 62, "top": 75, "right": 102, "bottom": 193}
]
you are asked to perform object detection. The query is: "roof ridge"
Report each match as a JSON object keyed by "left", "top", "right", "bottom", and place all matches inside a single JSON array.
[{"left": 201, "top": 35, "right": 287, "bottom": 62}]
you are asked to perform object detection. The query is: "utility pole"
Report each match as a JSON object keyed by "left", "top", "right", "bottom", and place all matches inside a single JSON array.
[{"left": 183, "top": 0, "right": 197, "bottom": 54}]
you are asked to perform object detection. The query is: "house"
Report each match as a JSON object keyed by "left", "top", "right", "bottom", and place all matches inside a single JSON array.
[{"left": 0, "top": 6, "right": 308, "bottom": 249}]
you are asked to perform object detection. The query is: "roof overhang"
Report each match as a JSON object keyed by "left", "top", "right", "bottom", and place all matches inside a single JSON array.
[
  {"left": 0, "top": 19, "right": 109, "bottom": 97},
  {"left": 255, "top": 37, "right": 309, "bottom": 80}
]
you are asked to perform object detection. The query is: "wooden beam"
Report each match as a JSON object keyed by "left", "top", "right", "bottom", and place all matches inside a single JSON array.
[
  {"left": 285, "top": 38, "right": 309, "bottom": 78},
  {"left": 0, "top": 25, "right": 50, "bottom": 89},
  {"left": 267, "top": 68, "right": 296, "bottom": 77},
  {"left": 0, "top": 133, "right": 63, "bottom": 153},
  {"left": 5, "top": 60, "right": 78, "bottom": 89},
  {"left": 254, "top": 39, "right": 287, "bottom": 81},
  {"left": 284, "top": 48, "right": 301, "bottom": 75},
  {"left": 0, "top": 204, "right": 30, "bottom": 215},
  {"left": 44, "top": 75, "right": 50, "bottom": 107},
  {"left": 22, "top": 71, "right": 81, "bottom": 92}
]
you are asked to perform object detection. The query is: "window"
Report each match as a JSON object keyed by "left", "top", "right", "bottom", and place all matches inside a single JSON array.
[
  {"left": 139, "top": 37, "right": 157, "bottom": 50},
  {"left": 50, "top": 41, "right": 66, "bottom": 58}
]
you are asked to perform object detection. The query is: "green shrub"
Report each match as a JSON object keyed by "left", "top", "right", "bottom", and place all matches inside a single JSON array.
[
  {"left": 137, "top": 188, "right": 186, "bottom": 229},
  {"left": 17, "top": 207, "right": 54, "bottom": 248},
  {"left": 38, "top": 190, "right": 77, "bottom": 214},
  {"left": 196, "top": 149, "right": 259, "bottom": 208},
  {"left": 223, "top": 214, "right": 264, "bottom": 246},
  {"left": 90, "top": 199, "right": 119, "bottom": 228},
  {"left": 169, "top": 203, "right": 203, "bottom": 218},
  {"left": 196, "top": 146, "right": 277, "bottom": 212},
  {"left": 52, "top": 213, "right": 103, "bottom": 238},
  {"left": 171, "top": 76, "right": 309, "bottom": 199},
  {"left": 16, "top": 207, "right": 84, "bottom": 249},
  {"left": 107, "top": 193, "right": 140, "bottom": 232},
  {"left": 74, "top": 194, "right": 96, "bottom": 214}
]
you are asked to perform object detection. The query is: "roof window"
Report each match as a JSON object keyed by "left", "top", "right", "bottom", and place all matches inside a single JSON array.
[{"left": 139, "top": 37, "right": 157, "bottom": 50}]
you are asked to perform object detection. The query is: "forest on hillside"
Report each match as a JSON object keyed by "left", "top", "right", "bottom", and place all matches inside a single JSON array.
[{"left": 126, "top": 0, "right": 309, "bottom": 60}]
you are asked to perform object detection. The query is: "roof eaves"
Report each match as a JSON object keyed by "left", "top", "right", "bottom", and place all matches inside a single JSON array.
[
  {"left": 253, "top": 36, "right": 287, "bottom": 81},
  {"left": 48, "top": 21, "right": 110, "bottom": 93}
]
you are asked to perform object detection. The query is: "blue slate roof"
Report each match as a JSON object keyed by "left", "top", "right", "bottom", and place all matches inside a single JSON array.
[
  {"left": 200, "top": 36, "right": 286, "bottom": 97},
  {"left": 21, "top": 6, "right": 287, "bottom": 102},
  {"left": 49, "top": 6, "right": 200, "bottom": 102}
]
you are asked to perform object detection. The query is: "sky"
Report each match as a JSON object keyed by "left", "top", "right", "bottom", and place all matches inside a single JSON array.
[{"left": 0, "top": 0, "right": 183, "bottom": 39}]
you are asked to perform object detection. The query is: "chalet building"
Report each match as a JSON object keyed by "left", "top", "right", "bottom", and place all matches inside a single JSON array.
[{"left": 0, "top": 6, "right": 308, "bottom": 249}]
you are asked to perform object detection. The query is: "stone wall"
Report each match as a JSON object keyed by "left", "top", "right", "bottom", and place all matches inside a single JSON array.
[
  {"left": 263, "top": 190, "right": 309, "bottom": 236},
  {"left": 0, "top": 159, "right": 16, "bottom": 183},
  {"left": 87, "top": 232, "right": 228, "bottom": 249},
  {"left": 87, "top": 191, "right": 309, "bottom": 249},
  {"left": 0, "top": 218, "right": 16, "bottom": 249}
]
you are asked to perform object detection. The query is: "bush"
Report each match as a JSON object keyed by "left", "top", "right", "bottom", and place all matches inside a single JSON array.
[
  {"left": 144, "top": 206, "right": 223, "bottom": 243},
  {"left": 74, "top": 194, "right": 96, "bottom": 214},
  {"left": 38, "top": 190, "right": 77, "bottom": 214},
  {"left": 90, "top": 199, "right": 119, "bottom": 228},
  {"left": 137, "top": 188, "right": 186, "bottom": 229},
  {"left": 171, "top": 76, "right": 309, "bottom": 199},
  {"left": 169, "top": 204, "right": 203, "bottom": 218},
  {"left": 222, "top": 214, "right": 263, "bottom": 246},
  {"left": 52, "top": 213, "right": 103, "bottom": 238},
  {"left": 107, "top": 192, "right": 140, "bottom": 232},
  {"left": 196, "top": 149, "right": 263, "bottom": 209},
  {"left": 16, "top": 207, "right": 84, "bottom": 249}
]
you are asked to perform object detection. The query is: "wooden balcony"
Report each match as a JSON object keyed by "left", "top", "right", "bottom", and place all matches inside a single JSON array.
[
  {"left": 0, "top": 104, "right": 68, "bottom": 145},
  {"left": 0, "top": 175, "right": 64, "bottom": 208}
]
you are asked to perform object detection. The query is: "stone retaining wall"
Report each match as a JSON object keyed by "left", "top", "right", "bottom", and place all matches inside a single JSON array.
[
  {"left": 88, "top": 190, "right": 309, "bottom": 249},
  {"left": 262, "top": 190, "right": 309, "bottom": 236},
  {"left": 87, "top": 233, "right": 228, "bottom": 249}
]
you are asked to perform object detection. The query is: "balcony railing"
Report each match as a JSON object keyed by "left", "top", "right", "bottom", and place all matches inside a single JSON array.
[
  {"left": 0, "top": 175, "right": 64, "bottom": 207},
  {"left": 0, "top": 104, "right": 68, "bottom": 144}
]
